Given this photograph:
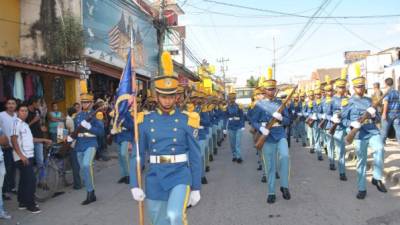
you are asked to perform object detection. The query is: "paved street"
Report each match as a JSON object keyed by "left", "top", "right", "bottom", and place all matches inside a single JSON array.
[{"left": 4, "top": 127, "right": 400, "bottom": 225}]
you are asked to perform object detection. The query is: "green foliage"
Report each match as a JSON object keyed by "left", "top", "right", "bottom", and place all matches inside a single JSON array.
[
  {"left": 246, "top": 76, "right": 258, "bottom": 88},
  {"left": 45, "top": 13, "right": 84, "bottom": 64}
]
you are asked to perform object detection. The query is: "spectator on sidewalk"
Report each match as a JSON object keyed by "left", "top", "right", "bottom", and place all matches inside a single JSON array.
[
  {"left": 0, "top": 128, "right": 11, "bottom": 219},
  {"left": 66, "top": 107, "right": 81, "bottom": 190},
  {"left": 48, "top": 102, "right": 64, "bottom": 143},
  {"left": 0, "top": 98, "right": 18, "bottom": 199},
  {"left": 11, "top": 103, "right": 51, "bottom": 214},
  {"left": 381, "top": 78, "right": 400, "bottom": 144},
  {"left": 73, "top": 102, "right": 81, "bottom": 114},
  {"left": 372, "top": 82, "right": 383, "bottom": 114},
  {"left": 26, "top": 97, "right": 47, "bottom": 188}
]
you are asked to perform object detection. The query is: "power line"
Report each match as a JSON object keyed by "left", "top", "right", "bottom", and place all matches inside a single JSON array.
[
  {"left": 202, "top": 0, "right": 400, "bottom": 19},
  {"left": 279, "top": 0, "right": 342, "bottom": 64},
  {"left": 279, "top": 0, "right": 332, "bottom": 62}
]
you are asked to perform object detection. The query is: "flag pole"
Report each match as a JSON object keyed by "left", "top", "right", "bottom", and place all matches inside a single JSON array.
[{"left": 130, "top": 27, "right": 145, "bottom": 225}]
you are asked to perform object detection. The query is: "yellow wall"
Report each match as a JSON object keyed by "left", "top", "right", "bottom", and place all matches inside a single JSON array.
[{"left": 0, "top": 0, "right": 20, "bottom": 56}]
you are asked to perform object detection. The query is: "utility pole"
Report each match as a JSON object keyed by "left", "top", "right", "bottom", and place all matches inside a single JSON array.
[{"left": 217, "top": 57, "right": 229, "bottom": 98}]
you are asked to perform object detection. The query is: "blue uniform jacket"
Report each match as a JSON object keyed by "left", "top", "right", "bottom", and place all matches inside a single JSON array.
[
  {"left": 197, "top": 106, "right": 210, "bottom": 141},
  {"left": 313, "top": 100, "right": 323, "bottom": 122},
  {"left": 226, "top": 103, "right": 245, "bottom": 130},
  {"left": 341, "top": 96, "right": 381, "bottom": 140},
  {"left": 74, "top": 111, "right": 104, "bottom": 152},
  {"left": 130, "top": 109, "right": 202, "bottom": 201},
  {"left": 328, "top": 96, "right": 347, "bottom": 131},
  {"left": 321, "top": 98, "right": 333, "bottom": 129},
  {"left": 113, "top": 113, "right": 134, "bottom": 144},
  {"left": 250, "top": 98, "right": 290, "bottom": 143}
]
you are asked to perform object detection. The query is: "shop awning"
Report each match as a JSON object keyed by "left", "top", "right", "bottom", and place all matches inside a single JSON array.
[
  {"left": 87, "top": 57, "right": 151, "bottom": 80},
  {"left": 0, "top": 56, "right": 80, "bottom": 78},
  {"left": 173, "top": 60, "right": 201, "bottom": 82}
]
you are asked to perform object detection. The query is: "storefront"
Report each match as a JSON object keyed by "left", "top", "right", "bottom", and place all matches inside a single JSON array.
[{"left": 0, "top": 56, "right": 80, "bottom": 113}]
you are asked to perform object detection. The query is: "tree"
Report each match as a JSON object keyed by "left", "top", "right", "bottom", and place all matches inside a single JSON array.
[{"left": 246, "top": 76, "right": 258, "bottom": 88}]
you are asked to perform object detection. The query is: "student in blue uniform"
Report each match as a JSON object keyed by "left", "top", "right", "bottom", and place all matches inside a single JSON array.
[
  {"left": 250, "top": 73, "right": 291, "bottom": 204},
  {"left": 329, "top": 69, "right": 349, "bottom": 181},
  {"left": 68, "top": 88, "right": 105, "bottom": 205},
  {"left": 226, "top": 92, "right": 245, "bottom": 163},
  {"left": 130, "top": 52, "right": 202, "bottom": 225},
  {"left": 305, "top": 90, "right": 315, "bottom": 153},
  {"left": 321, "top": 76, "right": 335, "bottom": 170},
  {"left": 341, "top": 64, "right": 387, "bottom": 199}
]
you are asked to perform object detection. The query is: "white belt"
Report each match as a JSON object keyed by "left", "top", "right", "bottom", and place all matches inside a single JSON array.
[
  {"left": 77, "top": 132, "right": 96, "bottom": 138},
  {"left": 149, "top": 154, "right": 188, "bottom": 164},
  {"left": 199, "top": 126, "right": 204, "bottom": 129}
]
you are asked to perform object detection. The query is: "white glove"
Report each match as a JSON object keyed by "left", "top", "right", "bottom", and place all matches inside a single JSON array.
[
  {"left": 272, "top": 112, "right": 283, "bottom": 121},
  {"left": 80, "top": 120, "right": 92, "bottom": 130},
  {"left": 131, "top": 188, "right": 146, "bottom": 202},
  {"left": 366, "top": 107, "right": 376, "bottom": 118},
  {"left": 187, "top": 190, "right": 201, "bottom": 207},
  {"left": 223, "top": 130, "right": 227, "bottom": 135},
  {"left": 297, "top": 113, "right": 303, "bottom": 117},
  {"left": 350, "top": 121, "right": 361, "bottom": 129},
  {"left": 331, "top": 115, "right": 340, "bottom": 124},
  {"left": 321, "top": 114, "right": 327, "bottom": 119},
  {"left": 241, "top": 127, "right": 245, "bottom": 131},
  {"left": 311, "top": 113, "right": 317, "bottom": 120},
  {"left": 67, "top": 136, "right": 74, "bottom": 142},
  {"left": 259, "top": 127, "right": 270, "bottom": 136}
]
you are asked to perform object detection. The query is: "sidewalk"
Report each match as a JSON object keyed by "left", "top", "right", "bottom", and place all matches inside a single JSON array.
[
  {"left": 346, "top": 139, "right": 400, "bottom": 186},
  {"left": 3, "top": 144, "right": 121, "bottom": 225}
]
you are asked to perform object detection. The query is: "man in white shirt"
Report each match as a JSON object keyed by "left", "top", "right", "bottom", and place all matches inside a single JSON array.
[
  {"left": 0, "top": 98, "right": 17, "bottom": 197},
  {"left": 11, "top": 103, "right": 51, "bottom": 214}
]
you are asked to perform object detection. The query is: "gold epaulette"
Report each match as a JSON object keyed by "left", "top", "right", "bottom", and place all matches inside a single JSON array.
[
  {"left": 96, "top": 112, "right": 104, "bottom": 120},
  {"left": 341, "top": 98, "right": 349, "bottom": 107},
  {"left": 182, "top": 111, "right": 200, "bottom": 128},
  {"left": 136, "top": 110, "right": 150, "bottom": 124}
]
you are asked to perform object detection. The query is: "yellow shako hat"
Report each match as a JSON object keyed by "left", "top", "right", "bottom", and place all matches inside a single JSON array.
[{"left": 153, "top": 51, "right": 179, "bottom": 94}]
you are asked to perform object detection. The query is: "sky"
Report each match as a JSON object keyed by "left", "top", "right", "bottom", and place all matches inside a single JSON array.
[{"left": 176, "top": 0, "right": 400, "bottom": 86}]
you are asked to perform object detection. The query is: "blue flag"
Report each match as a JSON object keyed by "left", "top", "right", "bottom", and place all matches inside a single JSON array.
[{"left": 111, "top": 50, "right": 134, "bottom": 134}]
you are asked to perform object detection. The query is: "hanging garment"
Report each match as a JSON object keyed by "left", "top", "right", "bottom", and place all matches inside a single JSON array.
[
  {"left": 13, "top": 71, "right": 24, "bottom": 101},
  {"left": 24, "top": 74, "right": 35, "bottom": 100},
  {"left": 33, "top": 75, "right": 44, "bottom": 98},
  {"left": 3, "top": 69, "right": 14, "bottom": 99},
  {"left": 0, "top": 71, "right": 5, "bottom": 102}
]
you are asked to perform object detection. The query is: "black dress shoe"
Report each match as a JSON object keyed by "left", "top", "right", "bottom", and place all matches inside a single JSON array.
[
  {"left": 318, "top": 155, "right": 323, "bottom": 161},
  {"left": 257, "top": 165, "right": 262, "bottom": 171},
  {"left": 205, "top": 166, "right": 210, "bottom": 172},
  {"left": 296, "top": 138, "right": 299, "bottom": 143},
  {"left": 209, "top": 155, "right": 214, "bottom": 162},
  {"left": 261, "top": 175, "right": 267, "bottom": 183},
  {"left": 339, "top": 174, "right": 347, "bottom": 181},
  {"left": 217, "top": 141, "right": 221, "bottom": 147},
  {"left": 81, "top": 191, "right": 97, "bottom": 205},
  {"left": 214, "top": 148, "right": 218, "bottom": 155},
  {"left": 356, "top": 191, "right": 367, "bottom": 200},
  {"left": 201, "top": 177, "right": 208, "bottom": 184},
  {"left": 280, "top": 187, "right": 291, "bottom": 200},
  {"left": 302, "top": 143, "right": 307, "bottom": 147},
  {"left": 237, "top": 158, "right": 243, "bottom": 164},
  {"left": 329, "top": 164, "right": 336, "bottom": 171},
  {"left": 118, "top": 176, "right": 127, "bottom": 184},
  {"left": 2, "top": 194, "right": 11, "bottom": 201},
  {"left": 310, "top": 148, "right": 315, "bottom": 154},
  {"left": 276, "top": 172, "right": 280, "bottom": 179},
  {"left": 232, "top": 158, "right": 237, "bottom": 162},
  {"left": 267, "top": 194, "right": 276, "bottom": 204},
  {"left": 371, "top": 178, "right": 387, "bottom": 193}
]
